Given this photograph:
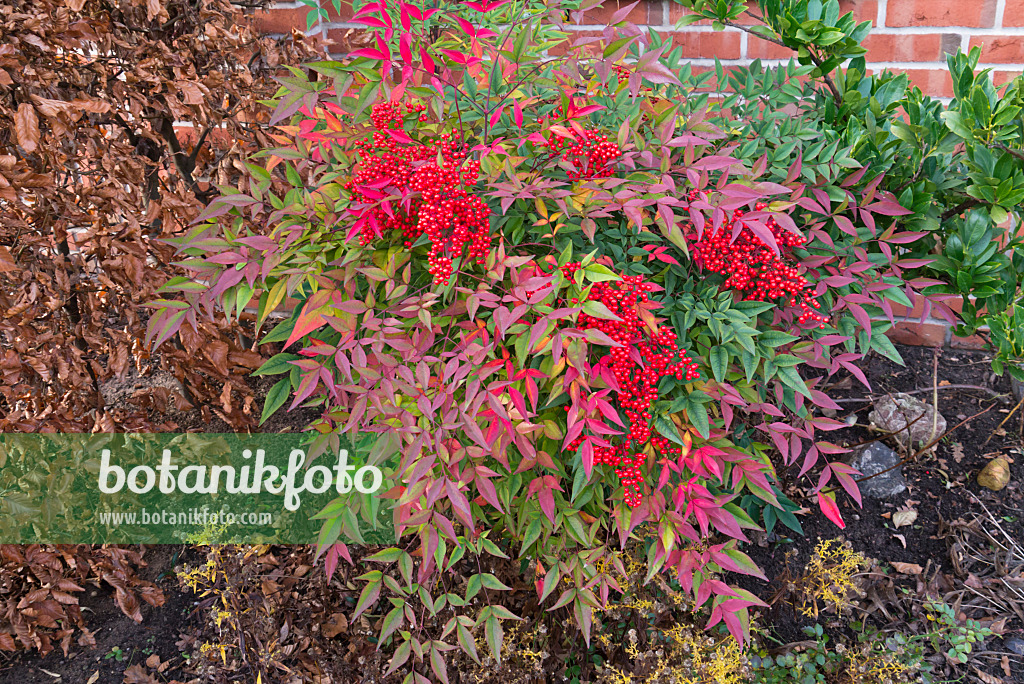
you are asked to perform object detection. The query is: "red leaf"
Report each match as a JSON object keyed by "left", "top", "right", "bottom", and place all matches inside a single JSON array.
[{"left": 817, "top": 491, "right": 845, "bottom": 529}]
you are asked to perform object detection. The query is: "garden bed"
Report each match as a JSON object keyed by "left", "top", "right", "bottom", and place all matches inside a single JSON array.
[{"left": 1, "top": 344, "right": 1020, "bottom": 683}]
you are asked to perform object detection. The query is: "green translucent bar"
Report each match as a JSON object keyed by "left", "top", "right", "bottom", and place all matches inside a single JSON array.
[{"left": 0, "top": 434, "right": 395, "bottom": 545}]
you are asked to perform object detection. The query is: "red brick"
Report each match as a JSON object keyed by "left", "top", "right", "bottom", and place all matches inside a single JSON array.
[
  {"left": 870, "top": 68, "right": 955, "bottom": 97},
  {"left": 885, "top": 0, "right": 996, "bottom": 27},
  {"left": 969, "top": 36, "right": 1024, "bottom": 63},
  {"left": 950, "top": 333, "right": 988, "bottom": 350},
  {"left": 668, "top": 3, "right": 712, "bottom": 25},
  {"left": 580, "top": 0, "right": 652, "bottom": 25},
  {"left": 747, "top": 35, "right": 794, "bottom": 59},
  {"left": 996, "top": 71, "right": 1024, "bottom": 88},
  {"left": 253, "top": 6, "right": 314, "bottom": 35},
  {"left": 667, "top": 30, "right": 743, "bottom": 60},
  {"left": 548, "top": 31, "right": 606, "bottom": 57},
  {"left": 668, "top": 1, "right": 760, "bottom": 26},
  {"left": 890, "top": 297, "right": 927, "bottom": 319},
  {"left": 838, "top": 0, "right": 879, "bottom": 24},
  {"left": 1005, "top": 2, "right": 1024, "bottom": 26},
  {"left": 325, "top": 27, "right": 376, "bottom": 54},
  {"left": 887, "top": 320, "right": 949, "bottom": 347},
  {"left": 862, "top": 33, "right": 946, "bottom": 62},
  {"left": 323, "top": 1, "right": 356, "bottom": 22}
]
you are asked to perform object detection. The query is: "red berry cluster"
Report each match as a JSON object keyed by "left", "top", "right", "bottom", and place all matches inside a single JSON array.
[
  {"left": 687, "top": 198, "right": 828, "bottom": 328},
  {"left": 346, "top": 101, "right": 491, "bottom": 284},
  {"left": 537, "top": 106, "right": 620, "bottom": 180},
  {"left": 562, "top": 269, "right": 700, "bottom": 507}
]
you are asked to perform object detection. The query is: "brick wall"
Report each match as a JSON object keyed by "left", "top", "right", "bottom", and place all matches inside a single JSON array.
[
  {"left": 251, "top": 0, "right": 1024, "bottom": 348},
  {"left": 258, "top": 0, "right": 1024, "bottom": 99}
]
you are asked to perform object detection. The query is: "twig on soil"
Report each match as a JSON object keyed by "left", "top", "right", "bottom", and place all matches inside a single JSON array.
[
  {"left": 932, "top": 349, "right": 940, "bottom": 450},
  {"left": 820, "top": 404, "right": 996, "bottom": 496},
  {"left": 832, "top": 384, "right": 1008, "bottom": 404},
  {"left": 984, "top": 394, "right": 1024, "bottom": 446}
]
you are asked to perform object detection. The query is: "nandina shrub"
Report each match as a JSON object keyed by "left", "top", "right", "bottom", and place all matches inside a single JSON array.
[{"left": 150, "top": 0, "right": 934, "bottom": 674}]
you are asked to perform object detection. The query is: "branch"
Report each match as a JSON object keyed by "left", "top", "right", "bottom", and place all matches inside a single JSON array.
[
  {"left": 722, "top": 20, "right": 843, "bottom": 106},
  {"left": 940, "top": 198, "right": 981, "bottom": 221},
  {"left": 992, "top": 142, "right": 1024, "bottom": 162}
]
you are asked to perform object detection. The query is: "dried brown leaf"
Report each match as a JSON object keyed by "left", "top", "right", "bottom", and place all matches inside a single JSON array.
[
  {"left": 14, "top": 103, "right": 40, "bottom": 153},
  {"left": 951, "top": 442, "right": 965, "bottom": 463},
  {"left": 893, "top": 508, "right": 918, "bottom": 528},
  {"left": 323, "top": 613, "right": 348, "bottom": 638},
  {"left": 0, "top": 246, "right": 17, "bottom": 273},
  {"left": 891, "top": 562, "right": 924, "bottom": 575},
  {"left": 972, "top": 667, "right": 1004, "bottom": 684},
  {"left": 123, "top": 664, "right": 158, "bottom": 684},
  {"left": 179, "top": 81, "right": 206, "bottom": 105}
]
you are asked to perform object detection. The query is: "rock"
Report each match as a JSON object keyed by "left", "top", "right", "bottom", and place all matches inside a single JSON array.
[
  {"left": 848, "top": 442, "right": 907, "bottom": 500},
  {"left": 1012, "top": 376, "right": 1023, "bottom": 402},
  {"left": 977, "top": 457, "right": 1011, "bottom": 491},
  {"left": 1006, "top": 638, "right": 1024, "bottom": 656},
  {"left": 869, "top": 393, "right": 947, "bottom": 450}
]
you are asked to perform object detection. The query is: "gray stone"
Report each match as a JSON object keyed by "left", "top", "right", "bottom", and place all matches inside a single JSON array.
[
  {"left": 869, "top": 393, "right": 947, "bottom": 450},
  {"left": 1012, "top": 376, "right": 1023, "bottom": 402},
  {"left": 848, "top": 442, "right": 907, "bottom": 500},
  {"left": 1006, "top": 637, "right": 1024, "bottom": 656}
]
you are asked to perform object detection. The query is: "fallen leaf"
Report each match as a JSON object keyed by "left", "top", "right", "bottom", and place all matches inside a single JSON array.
[
  {"left": 893, "top": 533, "right": 907, "bottom": 548},
  {"left": 146, "top": 654, "right": 161, "bottom": 669},
  {"left": 123, "top": 664, "right": 158, "bottom": 684},
  {"left": 323, "top": 613, "right": 348, "bottom": 638},
  {"left": 952, "top": 442, "right": 965, "bottom": 463},
  {"left": 893, "top": 508, "right": 918, "bottom": 528},
  {"left": 1002, "top": 655, "right": 1011, "bottom": 678},
  {"left": 0, "top": 246, "right": 16, "bottom": 273},
  {"left": 86, "top": 673, "right": 99, "bottom": 684},
  {"left": 972, "top": 667, "right": 1004, "bottom": 684},
  {"left": 891, "top": 562, "right": 923, "bottom": 575}
]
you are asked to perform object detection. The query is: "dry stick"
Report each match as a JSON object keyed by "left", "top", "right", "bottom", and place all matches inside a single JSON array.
[
  {"left": 931, "top": 348, "right": 940, "bottom": 447},
  {"left": 832, "top": 384, "right": 1007, "bottom": 404},
  {"left": 983, "top": 393, "right": 1024, "bottom": 446},
  {"left": 819, "top": 404, "right": 996, "bottom": 497}
]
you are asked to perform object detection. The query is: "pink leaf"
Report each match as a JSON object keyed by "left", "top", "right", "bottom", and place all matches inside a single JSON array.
[
  {"left": 350, "top": 48, "right": 385, "bottom": 60},
  {"left": 399, "top": 32, "right": 412, "bottom": 65},
  {"left": 817, "top": 491, "right": 845, "bottom": 529}
]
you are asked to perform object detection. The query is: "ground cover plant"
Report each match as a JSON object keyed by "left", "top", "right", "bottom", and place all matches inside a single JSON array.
[{"left": 144, "top": 0, "right": 970, "bottom": 677}]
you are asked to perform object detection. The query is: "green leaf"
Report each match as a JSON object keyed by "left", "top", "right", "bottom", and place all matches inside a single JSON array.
[
  {"left": 687, "top": 401, "right": 710, "bottom": 439},
  {"left": 379, "top": 606, "right": 404, "bottom": 643},
  {"left": 352, "top": 576, "right": 382, "bottom": 618},
  {"left": 653, "top": 413, "right": 685, "bottom": 445},
  {"left": 457, "top": 621, "right": 481, "bottom": 665},
  {"left": 776, "top": 365, "right": 811, "bottom": 398},
  {"left": 582, "top": 300, "right": 623, "bottom": 321},
  {"left": 259, "top": 378, "right": 291, "bottom": 425},
  {"left": 520, "top": 517, "right": 543, "bottom": 556},
  {"left": 479, "top": 573, "right": 512, "bottom": 591},
  {"left": 709, "top": 345, "right": 728, "bottom": 383},
  {"left": 485, "top": 616, "right": 504, "bottom": 664}
]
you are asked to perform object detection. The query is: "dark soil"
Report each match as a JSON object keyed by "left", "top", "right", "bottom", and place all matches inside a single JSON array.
[
  {"left": 744, "top": 344, "right": 1024, "bottom": 679},
  {"left": 0, "top": 546, "right": 196, "bottom": 684}
]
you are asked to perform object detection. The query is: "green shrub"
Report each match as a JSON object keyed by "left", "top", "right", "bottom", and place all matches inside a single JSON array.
[{"left": 145, "top": 0, "right": 1009, "bottom": 678}]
